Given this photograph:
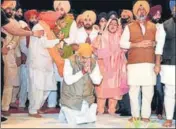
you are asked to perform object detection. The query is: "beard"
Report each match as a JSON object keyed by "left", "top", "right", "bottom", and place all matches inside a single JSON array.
[
  {"left": 84, "top": 24, "right": 92, "bottom": 30},
  {"left": 6, "top": 12, "right": 13, "bottom": 18},
  {"left": 14, "top": 15, "right": 23, "bottom": 21},
  {"left": 136, "top": 15, "right": 147, "bottom": 21},
  {"left": 151, "top": 18, "right": 163, "bottom": 24},
  {"left": 121, "top": 17, "right": 129, "bottom": 25},
  {"left": 29, "top": 21, "right": 38, "bottom": 29}
]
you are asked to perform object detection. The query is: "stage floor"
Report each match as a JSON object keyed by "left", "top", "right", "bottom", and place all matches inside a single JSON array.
[{"left": 1, "top": 113, "right": 175, "bottom": 128}]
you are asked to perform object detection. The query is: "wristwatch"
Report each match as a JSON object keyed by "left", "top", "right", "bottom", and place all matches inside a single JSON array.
[{"left": 98, "top": 32, "right": 102, "bottom": 35}]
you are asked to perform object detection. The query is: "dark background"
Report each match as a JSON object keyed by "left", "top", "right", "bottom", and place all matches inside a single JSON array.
[{"left": 3, "top": 0, "right": 173, "bottom": 20}]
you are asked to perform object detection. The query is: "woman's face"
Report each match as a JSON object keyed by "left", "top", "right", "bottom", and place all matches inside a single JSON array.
[{"left": 108, "top": 19, "right": 118, "bottom": 33}]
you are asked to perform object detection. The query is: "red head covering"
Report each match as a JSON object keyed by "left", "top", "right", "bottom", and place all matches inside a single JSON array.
[
  {"left": 149, "top": 5, "right": 162, "bottom": 17},
  {"left": 38, "top": 11, "right": 60, "bottom": 29},
  {"left": 24, "top": 10, "right": 39, "bottom": 23}
]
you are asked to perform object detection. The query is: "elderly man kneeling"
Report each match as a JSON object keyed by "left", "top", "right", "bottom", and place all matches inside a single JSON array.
[{"left": 58, "top": 43, "right": 103, "bottom": 125}]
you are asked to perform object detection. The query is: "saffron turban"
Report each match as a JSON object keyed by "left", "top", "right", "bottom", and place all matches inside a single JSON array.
[
  {"left": 121, "top": 9, "right": 133, "bottom": 19},
  {"left": 24, "top": 10, "right": 39, "bottom": 23},
  {"left": 149, "top": 5, "right": 162, "bottom": 17},
  {"left": 53, "top": 0, "right": 71, "bottom": 13},
  {"left": 78, "top": 43, "right": 93, "bottom": 57},
  {"left": 98, "top": 12, "right": 108, "bottom": 22},
  {"left": 133, "top": 0, "right": 150, "bottom": 17},
  {"left": 39, "top": 11, "right": 61, "bottom": 29},
  {"left": 1, "top": 0, "right": 16, "bottom": 9},
  {"left": 82, "top": 10, "right": 97, "bottom": 24},
  {"left": 170, "top": 0, "right": 176, "bottom": 11}
]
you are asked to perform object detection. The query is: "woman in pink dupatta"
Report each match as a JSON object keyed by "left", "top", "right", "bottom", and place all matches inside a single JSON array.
[{"left": 92, "top": 18, "right": 129, "bottom": 115}]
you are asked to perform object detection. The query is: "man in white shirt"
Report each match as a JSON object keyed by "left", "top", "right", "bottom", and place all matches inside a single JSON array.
[
  {"left": 18, "top": 10, "right": 39, "bottom": 111},
  {"left": 120, "top": 0, "right": 165, "bottom": 122},
  {"left": 154, "top": 0, "right": 176, "bottom": 127},
  {"left": 75, "top": 10, "right": 98, "bottom": 45},
  {"left": 59, "top": 43, "right": 103, "bottom": 125},
  {"left": 148, "top": 5, "right": 165, "bottom": 120},
  {"left": 27, "top": 11, "right": 61, "bottom": 118}
]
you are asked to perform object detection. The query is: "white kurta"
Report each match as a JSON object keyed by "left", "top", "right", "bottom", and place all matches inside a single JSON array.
[
  {"left": 59, "top": 59, "right": 103, "bottom": 124},
  {"left": 120, "top": 23, "right": 165, "bottom": 86},
  {"left": 28, "top": 23, "right": 60, "bottom": 114},
  {"left": 18, "top": 20, "right": 30, "bottom": 107},
  {"left": 75, "top": 27, "right": 98, "bottom": 45},
  {"left": 155, "top": 21, "right": 175, "bottom": 120},
  {"left": 27, "top": 24, "right": 60, "bottom": 90}
]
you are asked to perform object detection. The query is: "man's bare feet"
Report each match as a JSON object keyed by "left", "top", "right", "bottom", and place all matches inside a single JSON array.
[
  {"left": 163, "top": 120, "right": 172, "bottom": 127},
  {"left": 157, "top": 114, "right": 163, "bottom": 120},
  {"left": 28, "top": 113, "right": 42, "bottom": 118},
  {"left": 43, "top": 108, "right": 57, "bottom": 113},
  {"left": 128, "top": 117, "right": 140, "bottom": 122},
  {"left": 37, "top": 110, "right": 45, "bottom": 114},
  {"left": 141, "top": 118, "right": 150, "bottom": 122}
]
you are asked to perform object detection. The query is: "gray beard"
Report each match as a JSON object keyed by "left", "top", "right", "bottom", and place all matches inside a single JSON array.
[{"left": 136, "top": 15, "right": 146, "bottom": 21}]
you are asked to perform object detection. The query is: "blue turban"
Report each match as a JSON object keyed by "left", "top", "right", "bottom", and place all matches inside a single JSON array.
[{"left": 170, "top": 0, "right": 176, "bottom": 11}]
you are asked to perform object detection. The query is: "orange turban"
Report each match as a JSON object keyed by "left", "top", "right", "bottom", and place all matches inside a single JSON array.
[
  {"left": 24, "top": 10, "right": 39, "bottom": 23},
  {"left": 1, "top": 0, "right": 16, "bottom": 9},
  {"left": 39, "top": 11, "right": 60, "bottom": 29},
  {"left": 133, "top": 0, "right": 150, "bottom": 17},
  {"left": 121, "top": 10, "right": 133, "bottom": 19},
  {"left": 82, "top": 10, "right": 97, "bottom": 24},
  {"left": 53, "top": 0, "right": 70, "bottom": 13},
  {"left": 78, "top": 43, "right": 93, "bottom": 57}
]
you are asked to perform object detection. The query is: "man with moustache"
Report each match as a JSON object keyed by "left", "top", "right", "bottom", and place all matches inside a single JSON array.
[
  {"left": 27, "top": 11, "right": 61, "bottom": 118},
  {"left": 1, "top": 2, "right": 21, "bottom": 116},
  {"left": 120, "top": 0, "right": 165, "bottom": 122},
  {"left": 14, "top": 7, "right": 23, "bottom": 21},
  {"left": 44, "top": 0, "right": 77, "bottom": 113},
  {"left": 75, "top": 10, "right": 98, "bottom": 45},
  {"left": 59, "top": 43, "right": 102, "bottom": 125},
  {"left": 148, "top": 5, "right": 166, "bottom": 120},
  {"left": 154, "top": 0, "right": 176, "bottom": 127},
  {"left": 16, "top": 10, "right": 39, "bottom": 111},
  {"left": 120, "top": 10, "right": 133, "bottom": 30},
  {"left": 116, "top": 9, "right": 133, "bottom": 117},
  {"left": 24, "top": 10, "right": 39, "bottom": 30}
]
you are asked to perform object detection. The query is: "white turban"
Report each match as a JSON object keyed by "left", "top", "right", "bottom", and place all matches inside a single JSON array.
[{"left": 53, "top": 0, "right": 71, "bottom": 13}]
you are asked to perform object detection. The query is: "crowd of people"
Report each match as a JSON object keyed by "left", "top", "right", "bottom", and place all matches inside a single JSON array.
[{"left": 1, "top": 0, "right": 176, "bottom": 127}]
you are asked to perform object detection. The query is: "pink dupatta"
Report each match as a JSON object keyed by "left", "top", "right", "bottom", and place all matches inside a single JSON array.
[{"left": 96, "top": 19, "right": 129, "bottom": 96}]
